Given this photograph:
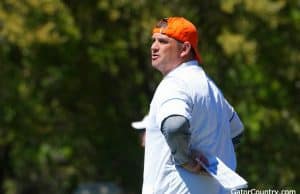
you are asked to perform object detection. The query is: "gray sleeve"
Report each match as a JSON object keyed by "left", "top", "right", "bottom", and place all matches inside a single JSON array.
[
  {"left": 232, "top": 133, "right": 243, "bottom": 145},
  {"left": 229, "top": 112, "right": 244, "bottom": 138},
  {"left": 223, "top": 98, "right": 244, "bottom": 138},
  {"left": 229, "top": 112, "right": 244, "bottom": 145},
  {"left": 160, "top": 115, "right": 191, "bottom": 165}
]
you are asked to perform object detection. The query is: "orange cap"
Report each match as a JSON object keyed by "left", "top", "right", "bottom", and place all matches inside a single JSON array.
[{"left": 152, "top": 17, "right": 202, "bottom": 64}]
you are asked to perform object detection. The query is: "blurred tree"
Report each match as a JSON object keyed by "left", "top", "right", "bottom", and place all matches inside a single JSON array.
[{"left": 0, "top": 0, "right": 299, "bottom": 194}]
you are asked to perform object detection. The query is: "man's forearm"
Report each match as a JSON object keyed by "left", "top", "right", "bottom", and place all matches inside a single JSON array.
[{"left": 160, "top": 115, "right": 191, "bottom": 165}]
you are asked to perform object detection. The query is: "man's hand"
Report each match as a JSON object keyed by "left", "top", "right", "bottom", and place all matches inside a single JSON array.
[
  {"left": 181, "top": 159, "right": 203, "bottom": 173},
  {"left": 181, "top": 150, "right": 209, "bottom": 175}
]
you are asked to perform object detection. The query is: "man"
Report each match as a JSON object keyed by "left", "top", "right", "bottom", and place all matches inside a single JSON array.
[{"left": 142, "top": 17, "right": 244, "bottom": 194}]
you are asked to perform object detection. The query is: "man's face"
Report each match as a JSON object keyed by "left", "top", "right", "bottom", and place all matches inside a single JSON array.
[{"left": 151, "top": 33, "right": 182, "bottom": 75}]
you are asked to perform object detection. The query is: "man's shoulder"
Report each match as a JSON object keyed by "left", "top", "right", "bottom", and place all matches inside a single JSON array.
[{"left": 159, "top": 75, "right": 189, "bottom": 92}]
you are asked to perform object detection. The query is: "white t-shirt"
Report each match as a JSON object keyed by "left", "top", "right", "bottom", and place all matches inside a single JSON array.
[{"left": 142, "top": 60, "right": 240, "bottom": 194}]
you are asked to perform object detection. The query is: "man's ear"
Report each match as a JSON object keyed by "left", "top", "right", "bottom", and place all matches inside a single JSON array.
[{"left": 180, "top": 42, "right": 192, "bottom": 58}]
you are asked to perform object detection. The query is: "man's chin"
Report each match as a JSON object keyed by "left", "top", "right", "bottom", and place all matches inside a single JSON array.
[{"left": 151, "top": 62, "right": 158, "bottom": 68}]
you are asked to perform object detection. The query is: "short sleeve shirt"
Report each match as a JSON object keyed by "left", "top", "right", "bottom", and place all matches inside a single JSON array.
[{"left": 142, "top": 60, "right": 237, "bottom": 194}]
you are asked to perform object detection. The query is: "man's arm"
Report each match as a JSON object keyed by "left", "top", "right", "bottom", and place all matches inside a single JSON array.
[
  {"left": 161, "top": 115, "right": 205, "bottom": 173},
  {"left": 161, "top": 115, "right": 190, "bottom": 165},
  {"left": 229, "top": 112, "right": 244, "bottom": 146}
]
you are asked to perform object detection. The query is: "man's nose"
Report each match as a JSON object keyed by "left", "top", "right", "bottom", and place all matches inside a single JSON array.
[{"left": 151, "top": 41, "right": 158, "bottom": 51}]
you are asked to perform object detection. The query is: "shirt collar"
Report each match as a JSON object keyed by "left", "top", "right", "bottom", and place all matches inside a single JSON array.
[{"left": 166, "top": 60, "right": 199, "bottom": 77}]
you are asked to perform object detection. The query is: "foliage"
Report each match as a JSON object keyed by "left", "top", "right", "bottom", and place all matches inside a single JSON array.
[{"left": 0, "top": 0, "right": 299, "bottom": 193}]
